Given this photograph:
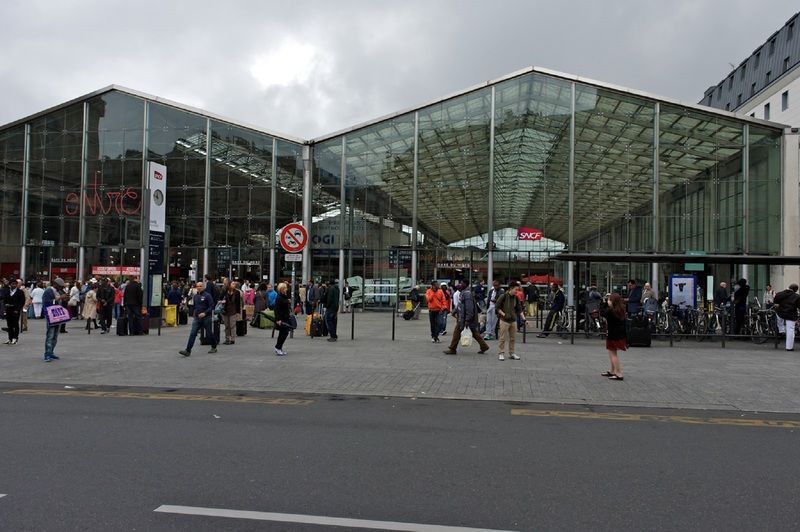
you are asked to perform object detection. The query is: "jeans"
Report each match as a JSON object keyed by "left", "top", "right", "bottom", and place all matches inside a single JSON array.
[
  {"left": 485, "top": 305, "right": 497, "bottom": 337},
  {"left": 438, "top": 311, "right": 448, "bottom": 334},
  {"left": 125, "top": 305, "right": 141, "bottom": 335},
  {"left": 429, "top": 310, "right": 440, "bottom": 339},
  {"left": 325, "top": 310, "right": 338, "bottom": 339},
  {"left": 44, "top": 324, "right": 60, "bottom": 357},
  {"left": 186, "top": 315, "right": 216, "bottom": 351},
  {"left": 778, "top": 318, "right": 796, "bottom": 350},
  {"left": 113, "top": 304, "right": 120, "bottom": 320}
]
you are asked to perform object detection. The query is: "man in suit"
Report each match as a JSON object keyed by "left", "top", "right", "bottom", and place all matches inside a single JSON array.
[{"left": 3, "top": 279, "right": 26, "bottom": 346}]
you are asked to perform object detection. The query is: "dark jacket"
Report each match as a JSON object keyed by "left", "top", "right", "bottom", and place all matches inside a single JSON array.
[
  {"left": 456, "top": 290, "right": 479, "bottom": 326},
  {"left": 525, "top": 284, "right": 539, "bottom": 303},
  {"left": 254, "top": 290, "right": 267, "bottom": 313},
  {"left": 166, "top": 288, "right": 183, "bottom": 305},
  {"left": 326, "top": 283, "right": 340, "bottom": 311},
  {"left": 97, "top": 284, "right": 116, "bottom": 306},
  {"left": 495, "top": 291, "right": 522, "bottom": 323},
  {"left": 551, "top": 289, "right": 565, "bottom": 312},
  {"left": 192, "top": 290, "right": 214, "bottom": 319},
  {"left": 774, "top": 289, "right": 800, "bottom": 321},
  {"left": 3, "top": 288, "right": 26, "bottom": 316},
  {"left": 123, "top": 281, "right": 143, "bottom": 307},
  {"left": 274, "top": 292, "right": 291, "bottom": 324},
  {"left": 626, "top": 286, "right": 642, "bottom": 314},
  {"left": 733, "top": 284, "right": 750, "bottom": 307},
  {"left": 602, "top": 306, "right": 627, "bottom": 340},
  {"left": 205, "top": 280, "right": 218, "bottom": 304},
  {"left": 714, "top": 287, "right": 729, "bottom": 307},
  {"left": 222, "top": 289, "right": 242, "bottom": 316}
]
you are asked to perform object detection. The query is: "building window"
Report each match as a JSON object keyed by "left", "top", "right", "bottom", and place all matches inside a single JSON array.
[
  {"left": 726, "top": 103, "right": 730, "bottom": 111},
  {"left": 740, "top": 64, "right": 746, "bottom": 80},
  {"left": 764, "top": 102, "right": 770, "bottom": 120},
  {"left": 717, "top": 86, "right": 722, "bottom": 99},
  {"left": 750, "top": 113, "right": 756, "bottom": 117},
  {"left": 783, "top": 91, "right": 790, "bottom": 111},
  {"left": 770, "top": 38, "right": 776, "bottom": 55},
  {"left": 766, "top": 71, "right": 772, "bottom": 84},
  {"left": 755, "top": 51, "right": 761, "bottom": 67},
  {"left": 728, "top": 75, "right": 734, "bottom": 89},
  {"left": 708, "top": 94, "right": 713, "bottom": 105},
  {"left": 751, "top": 82, "right": 757, "bottom": 96},
  {"left": 737, "top": 93, "right": 742, "bottom": 106},
  {"left": 784, "top": 56, "right": 791, "bottom": 73},
  {"left": 789, "top": 21, "right": 795, "bottom": 40}
]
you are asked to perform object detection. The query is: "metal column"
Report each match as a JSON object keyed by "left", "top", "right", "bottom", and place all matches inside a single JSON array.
[
  {"left": 20, "top": 123, "right": 31, "bottom": 279},
  {"left": 742, "top": 124, "right": 750, "bottom": 256},
  {"left": 301, "top": 145, "right": 312, "bottom": 282},
  {"left": 339, "top": 136, "right": 346, "bottom": 310},
  {"left": 411, "top": 111, "right": 419, "bottom": 286},
  {"left": 269, "top": 138, "right": 277, "bottom": 283},
  {"left": 139, "top": 103, "right": 151, "bottom": 300},
  {"left": 77, "top": 101, "right": 89, "bottom": 281},
  {"left": 567, "top": 82, "right": 576, "bottom": 306},
  {"left": 202, "top": 117, "right": 212, "bottom": 278},
  {"left": 652, "top": 102, "right": 660, "bottom": 294},
  {"left": 487, "top": 86, "right": 496, "bottom": 286}
]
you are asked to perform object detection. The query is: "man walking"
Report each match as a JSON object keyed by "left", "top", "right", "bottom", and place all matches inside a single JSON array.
[
  {"left": 179, "top": 281, "right": 218, "bottom": 357},
  {"left": 42, "top": 278, "right": 70, "bottom": 361},
  {"left": 443, "top": 285, "right": 489, "bottom": 355},
  {"left": 484, "top": 280, "right": 502, "bottom": 340},
  {"left": 325, "top": 278, "right": 340, "bottom": 342},
  {"left": 774, "top": 283, "right": 800, "bottom": 351},
  {"left": 123, "top": 276, "right": 144, "bottom": 335},
  {"left": 3, "top": 279, "right": 25, "bottom": 345},
  {"left": 495, "top": 282, "right": 524, "bottom": 360},
  {"left": 96, "top": 278, "right": 115, "bottom": 334}
]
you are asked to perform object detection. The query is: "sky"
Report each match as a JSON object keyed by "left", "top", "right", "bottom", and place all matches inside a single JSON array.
[{"left": 0, "top": 0, "right": 797, "bottom": 139}]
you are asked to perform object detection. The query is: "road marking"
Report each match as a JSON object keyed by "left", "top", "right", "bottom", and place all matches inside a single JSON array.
[
  {"left": 154, "top": 505, "right": 517, "bottom": 531},
  {"left": 0, "top": 494, "right": 6, "bottom": 498},
  {"left": 511, "top": 409, "right": 800, "bottom": 429},
  {"left": 4, "top": 389, "right": 312, "bottom": 406}
]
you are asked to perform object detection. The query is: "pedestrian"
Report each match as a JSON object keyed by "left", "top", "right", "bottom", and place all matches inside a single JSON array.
[
  {"left": 625, "top": 279, "right": 642, "bottom": 317},
  {"left": 123, "top": 276, "right": 144, "bottom": 336},
  {"left": 31, "top": 281, "right": 45, "bottom": 318},
  {"left": 525, "top": 279, "right": 540, "bottom": 317},
  {"left": 42, "top": 278, "right": 70, "bottom": 361},
  {"left": 266, "top": 283, "right": 278, "bottom": 310},
  {"left": 439, "top": 282, "right": 451, "bottom": 336},
  {"left": 425, "top": 281, "right": 446, "bottom": 343},
  {"left": 20, "top": 280, "right": 32, "bottom": 332},
  {"left": 222, "top": 281, "right": 242, "bottom": 345},
  {"left": 342, "top": 280, "right": 352, "bottom": 314},
  {"left": 409, "top": 284, "right": 421, "bottom": 319},
  {"left": 68, "top": 281, "right": 81, "bottom": 318},
  {"left": 273, "top": 282, "right": 293, "bottom": 356},
  {"left": 494, "top": 282, "right": 524, "bottom": 360},
  {"left": 601, "top": 293, "right": 626, "bottom": 380},
  {"left": 764, "top": 284, "right": 776, "bottom": 308},
  {"left": 82, "top": 282, "right": 98, "bottom": 334},
  {"left": 298, "top": 283, "right": 307, "bottom": 315},
  {"left": 3, "top": 279, "right": 25, "bottom": 345},
  {"left": 537, "top": 283, "right": 565, "bottom": 338},
  {"left": 205, "top": 274, "right": 219, "bottom": 306},
  {"left": 484, "top": 280, "right": 502, "bottom": 340},
  {"left": 443, "top": 285, "right": 490, "bottom": 355},
  {"left": 325, "top": 278, "right": 339, "bottom": 342},
  {"left": 774, "top": 283, "right": 800, "bottom": 351},
  {"left": 96, "top": 278, "right": 115, "bottom": 334},
  {"left": 178, "top": 281, "right": 218, "bottom": 357},
  {"left": 732, "top": 278, "right": 750, "bottom": 335},
  {"left": 113, "top": 281, "right": 123, "bottom": 321}
]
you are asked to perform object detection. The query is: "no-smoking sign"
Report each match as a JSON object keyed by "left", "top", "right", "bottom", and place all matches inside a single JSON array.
[{"left": 279, "top": 223, "right": 308, "bottom": 253}]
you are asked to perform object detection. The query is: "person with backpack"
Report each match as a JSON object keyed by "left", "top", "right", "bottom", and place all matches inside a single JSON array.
[
  {"left": 494, "top": 282, "right": 524, "bottom": 361},
  {"left": 774, "top": 283, "right": 800, "bottom": 351},
  {"left": 442, "top": 285, "right": 489, "bottom": 355}
]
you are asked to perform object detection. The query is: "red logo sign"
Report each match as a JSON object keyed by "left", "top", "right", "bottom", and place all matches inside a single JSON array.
[
  {"left": 279, "top": 223, "right": 308, "bottom": 253},
  {"left": 154, "top": 170, "right": 163, "bottom": 180},
  {"left": 64, "top": 172, "right": 142, "bottom": 217},
  {"left": 517, "top": 227, "right": 543, "bottom": 241}
]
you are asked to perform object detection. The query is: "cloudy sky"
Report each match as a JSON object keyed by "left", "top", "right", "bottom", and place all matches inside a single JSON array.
[{"left": 0, "top": 0, "right": 796, "bottom": 139}]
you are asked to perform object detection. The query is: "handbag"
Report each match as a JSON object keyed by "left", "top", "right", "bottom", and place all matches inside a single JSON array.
[
  {"left": 213, "top": 301, "right": 225, "bottom": 315},
  {"left": 459, "top": 328, "right": 473, "bottom": 347},
  {"left": 45, "top": 304, "right": 72, "bottom": 324},
  {"left": 287, "top": 314, "right": 298, "bottom": 330}
]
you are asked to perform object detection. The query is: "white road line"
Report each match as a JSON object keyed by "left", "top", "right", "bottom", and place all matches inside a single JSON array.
[
  {"left": 0, "top": 494, "right": 6, "bottom": 498},
  {"left": 154, "top": 505, "right": 517, "bottom": 532}
]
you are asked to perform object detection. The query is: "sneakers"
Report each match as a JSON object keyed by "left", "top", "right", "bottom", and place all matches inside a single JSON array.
[
  {"left": 179, "top": 349, "right": 191, "bottom": 357},
  {"left": 508, "top": 353, "right": 520, "bottom": 360},
  {"left": 431, "top": 338, "right": 436, "bottom": 343},
  {"left": 498, "top": 354, "right": 505, "bottom": 361},
  {"left": 327, "top": 337, "right": 337, "bottom": 342},
  {"left": 10, "top": 339, "right": 17, "bottom": 346},
  {"left": 478, "top": 348, "right": 489, "bottom": 354},
  {"left": 208, "top": 347, "right": 218, "bottom": 354},
  {"left": 442, "top": 349, "right": 457, "bottom": 355},
  {"left": 3, "top": 340, "right": 10, "bottom": 345},
  {"left": 49, "top": 354, "right": 60, "bottom": 360},
  {"left": 483, "top": 335, "right": 494, "bottom": 341},
  {"left": 274, "top": 347, "right": 286, "bottom": 356}
]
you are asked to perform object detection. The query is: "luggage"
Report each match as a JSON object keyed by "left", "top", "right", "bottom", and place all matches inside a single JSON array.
[
  {"left": 140, "top": 315, "right": 150, "bottom": 335},
  {"left": 402, "top": 310, "right": 414, "bottom": 320},
  {"left": 200, "top": 321, "right": 221, "bottom": 345},
  {"left": 178, "top": 311, "right": 188, "bottom": 325},
  {"left": 305, "top": 314, "right": 313, "bottom": 336},
  {"left": 310, "top": 313, "right": 326, "bottom": 337},
  {"left": 116, "top": 317, "right": 128, "bottom": 336},
  {"left": 236, "top": 319, "right": 247, "bottom": 337},
  {"left": 627, "top": 316, "right": 651, "bottom": 347}
]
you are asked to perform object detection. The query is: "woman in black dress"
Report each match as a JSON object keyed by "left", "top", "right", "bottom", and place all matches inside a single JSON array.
[
  {"left": 601, "top": 293, "right": 626, "bottom": 381},
  {"left": 273, "top": 282, "right": 292, "bottom": 356}
]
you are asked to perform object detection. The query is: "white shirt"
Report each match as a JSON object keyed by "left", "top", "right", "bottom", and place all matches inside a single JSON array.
[{"left": 31, "top": 287, "right": 45, "bottom": 303}]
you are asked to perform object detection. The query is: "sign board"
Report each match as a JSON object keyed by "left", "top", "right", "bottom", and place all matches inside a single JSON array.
[
  {"left": 516, "top": 227, "right": 544, "bottom": 241},
  {"left": 92, "top": 265, "right": 141, "bottom": 277},
  {"left": 285, "top": 253, "right": 303, "bottom": 262},
  {"left": 150, "top": 274, "right": 162, "bottom": 306},
  {"left": 148, "top": 162, "right": 167, "bottom": 233},
  {"left": 232, "top": 260, "right": 260, "bottom": 266},
  {"left": 669, "top": 274, "right": 697, "bottom": 309},
  {"left": 279, "top": 223, "right": 308, "bottom": 253},
  {"left": 148, "top": 231, "right": 165, "bottom": 275}
]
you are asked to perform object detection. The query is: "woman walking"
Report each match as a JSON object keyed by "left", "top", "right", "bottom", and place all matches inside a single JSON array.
[
  {"left": 82, "top": 283, "right": 98, "bottom": 334},
  {"left": 273, "top": 282, "right": 292, "bottom": 356},
  {"left": 601, "top": 293, "right": 626, "bottom": 381}
]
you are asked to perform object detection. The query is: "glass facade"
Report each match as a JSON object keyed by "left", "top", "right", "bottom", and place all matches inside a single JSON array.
[{"left": 0, "top": 72, "right": 787, "bottom": 293}]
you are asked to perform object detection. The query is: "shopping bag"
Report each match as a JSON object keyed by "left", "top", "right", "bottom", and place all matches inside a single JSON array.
[
  {"left": 459, "top": 328, "right": 473, "bottom": 348},
  {"left": 46, "top": 304, "right": 72, "bottom": 324}
]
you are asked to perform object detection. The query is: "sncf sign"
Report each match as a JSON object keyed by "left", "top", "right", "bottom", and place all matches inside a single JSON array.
[{"left": 517, "top": 227, "right": 543, "bottom": 241}]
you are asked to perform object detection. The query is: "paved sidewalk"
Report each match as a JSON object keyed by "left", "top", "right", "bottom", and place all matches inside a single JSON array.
[{"left": 2, "top": 313, "right": 799, "bottom": 413}]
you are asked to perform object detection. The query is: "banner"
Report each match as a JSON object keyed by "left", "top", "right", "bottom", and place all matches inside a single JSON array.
[
  {"left": 669, "top": 274, "right": 697, "bottom": 309},
  {"left": 148, "top": 162, "right": 167, "bottom": 233},
  {"left": 516, "top": 227, "right": 543, "bottom": 241}
]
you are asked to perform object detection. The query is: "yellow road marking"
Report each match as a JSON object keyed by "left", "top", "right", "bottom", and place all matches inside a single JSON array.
[
  {"left": 510, "top": 409, "right": 800, "bottom": 429},
  {"left": 4, "top": 389, "right": 313, "bottom": 406}
]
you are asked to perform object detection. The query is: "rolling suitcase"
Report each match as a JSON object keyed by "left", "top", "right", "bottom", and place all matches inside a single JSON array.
[
  {"left": 310, "top": 313, "right": 326, "bottom": 337},
  {"left": 116, "top": 316, "right": 128, "bottom": 336},
  {"left": 305, "top": 314, "right": 313, "bottom": 336},
  {"left": 200, "top": 321, "right": 221, "bottom": 345},
  {"left": 627, "top": 316, "right": 651, "bottom": 347},
  {"left": 236, "top": 319, "right": 247, "bottom": 337},
  {"left": 178, "top": 311, "right": 188, "bottom": 325}
]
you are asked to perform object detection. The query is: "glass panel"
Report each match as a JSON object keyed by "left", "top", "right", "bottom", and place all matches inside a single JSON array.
[
  {"left": 748, "top": 126, "right": 781, "bottom": 254},
  {"left": 275, "top": 140, "right": 304, "bottom": 230},
  {"left": 311, "top": 140, "right": 342, "bottom": 280},
  {"left": 209, "top": 121, "right": 273, "bottom": 187}
]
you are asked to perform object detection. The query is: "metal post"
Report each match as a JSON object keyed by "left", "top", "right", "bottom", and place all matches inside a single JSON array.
[
  {"left": 20, "top": 123, "right": 31, "bottom": 279},
  {"left": 77, "top": 101, "right": 89, "bottom": 281},
  {"left": 269, "top": 137, "right": 277, "bottom": 284},
  {"left": 202, "top": 117, "right": 212, "bottom": 278},
  {"left": 140, "top": 102, "right": 151, "bottom": 298},
  {"left": 743, "top": 124, "right": 750, "bottom": 255},
  {"left": 487, "top": 86, "right": 496, "bottom": 286},
  {"left": 568, "top": 82, "right": 576, "bottom": 252},
  {"left": 339, "top": 136, "right": 346, "bottom": 312},
  {"left": 652, "top": 102, "right": 660, "bottom": 295},
  {"left": 301, "top": 145, "right": 312, "bottom": 282},
  {"left": 411, "top": 111, "right": 419, "bottom": 286},
  {"left": 392, "top": 254, "right": 400, "bottom": 341}
]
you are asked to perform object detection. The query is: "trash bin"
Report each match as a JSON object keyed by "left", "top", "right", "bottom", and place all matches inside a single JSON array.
[
  {"left": 404, "top": 300, "right": 413, "bottom": 312},
  {"left": 164, "top": 304, "right": 177, "bottom": 327}
]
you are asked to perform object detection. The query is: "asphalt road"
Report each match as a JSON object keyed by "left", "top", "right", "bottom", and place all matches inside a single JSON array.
[{"left": 1, "top": 384, "right": 800, "bottom": 531}]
